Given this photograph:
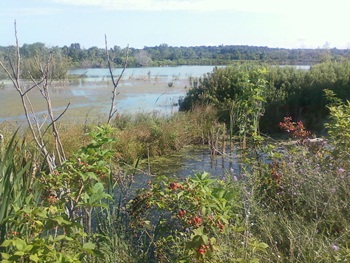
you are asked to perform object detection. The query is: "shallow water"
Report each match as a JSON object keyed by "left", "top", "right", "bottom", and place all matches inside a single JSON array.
[
  {"left": 130, "top": 145, "right": 243, "bottom": 192},
  {"left": 0, "top": 65, "right": 221, "bottom": 123},
  {"left": 68, "top": 65, "right": 221, "bottom": 82}
]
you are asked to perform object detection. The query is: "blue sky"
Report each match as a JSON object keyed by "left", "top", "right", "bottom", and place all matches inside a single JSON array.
[{"left": 1, "top": 0, "right": 349, "bottom": 49}]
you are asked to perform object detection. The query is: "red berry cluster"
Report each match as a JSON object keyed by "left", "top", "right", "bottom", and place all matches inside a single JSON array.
[
  {"left": 78, "top": 161, "right": 89, "bottom": 167},
  {"left": 178, "top": 209, "right": 187, "bottom": 217},
  {"left": 197, "top": 244, "right": 210, "bottom": 255},
  {"left": 188, "top": 216, "right": 202, "bottom": 226},
  {"left": 168, "top": 182, "right": 184, "bottom": 190},
  {"left": 48, "top": 192, "right": 58, "bottom": 204},
  {"left": 216, "top": 220, "right": 225, "bottom": 232}
]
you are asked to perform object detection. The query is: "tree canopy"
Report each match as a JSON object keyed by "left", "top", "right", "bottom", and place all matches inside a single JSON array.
[{"left": 1, "top": 42, "right": 350, "bottom": 69}]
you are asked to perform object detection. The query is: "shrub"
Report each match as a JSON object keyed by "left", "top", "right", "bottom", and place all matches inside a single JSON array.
[{"left": 128, "top": 172, "right": 268, "bottom": 262}]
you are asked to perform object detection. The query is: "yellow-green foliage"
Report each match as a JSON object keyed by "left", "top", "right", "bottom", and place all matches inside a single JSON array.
[
  {"left": 112, "top": 105, "right": 220, "bottom": 163},
  {"left": 326, "top": 99, "right": 350, "bottom": 169}
]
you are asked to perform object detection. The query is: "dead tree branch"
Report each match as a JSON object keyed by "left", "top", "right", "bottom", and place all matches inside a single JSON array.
[
  {"left": 0, "top": 21, "right": 67, "bottom": 171},
  {"left": 105, "top": 34, "right": 129, "bottom": 124}
]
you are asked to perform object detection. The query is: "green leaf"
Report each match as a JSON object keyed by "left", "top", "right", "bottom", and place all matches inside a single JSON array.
[
  {"left": 13, "top": 238, "right": 26, "bottom": 251},
  {"left": 83, "top": 242, "right": 96, "bottom": 250},
  {"left": 1, "top": 239, "right": 13, "bottom": 247},
  {"left": 14, "top": 251, "right": 25, "bottom": 256},
  {"left": 92, "top": 182, "right": 104, "bottom": 192},
  {"left": 54, "top": 216, "right": 71, "bottom": 225},
  {"left": 212, "top": 188, "right": 226, "bottom": 199},
  {"left": 54, "top": 235, "right": 73, "bottom": 242},
  {"left": 177, "top": 191, "right": 184, "bottom": 199},
  {"left": 29, "top": 254, "right": 40, "bottom": 262},
  {"left": 34, "top": 220, "right": 44, "bottom": 227},
  {"left": 201, "top": 234, "right": 209, "bottom": 244},
  {"left": 24, "top": 244, "right": 33, "bottom": 252},
  {"left": 1, "top": 253, "right": 10, "bottom": 259},
  {"left": 82, "top": 172, "right": 98, "bottom": 181},
  {"left": 192, "top": 226, "right": 204, "bottom": 237}
]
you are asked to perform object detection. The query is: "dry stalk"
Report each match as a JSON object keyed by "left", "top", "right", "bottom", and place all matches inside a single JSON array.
[{"left": 105, "top": 34, "right": 129, "bottom": 124}]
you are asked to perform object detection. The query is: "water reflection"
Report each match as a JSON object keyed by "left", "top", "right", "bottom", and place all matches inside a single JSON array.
[
  {"left": 68, "top": 65, "right": 222, "bottom": 82},
  {"left": 138, "top": 145, "right": 242, "bottom": 180}
]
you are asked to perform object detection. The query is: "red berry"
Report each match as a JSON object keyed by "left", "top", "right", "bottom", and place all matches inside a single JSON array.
[
  {"left": 168, "top": 182, "right": 179, "bottom": 190},
  {"left": 198, "top": 248, "right": 205, "bottom": 255},
  {"left": 193, "top": 216, "right": 202, "bottom": 225}
]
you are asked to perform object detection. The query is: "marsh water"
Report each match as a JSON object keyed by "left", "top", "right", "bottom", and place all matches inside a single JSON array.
[
  {"left": 0, "top": 65, "right": 235, "bottom": 179},
  {"left": 0, "top": 65, "right": 221, "bottom": 123},
  {"left": 141, "top": 145, "right": 241, "bottom": 176},
  {"left": 127, "top": 144, "right": 242, "bottom": 193},
  {"left": 0, "top": 64, "right": 286, "bottom": 179},
  {"left": 0, "top": 64, "right": 309, "bottom": 122}
]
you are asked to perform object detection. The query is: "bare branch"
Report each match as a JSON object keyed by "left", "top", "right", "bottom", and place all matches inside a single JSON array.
[
  {"left": 110, "top": 108, "right": 119, "bottom": 119},
  {"left": 43, "top": 102, "right": 71, "bottom": 137},
  {"left": 0, "top": 61, "right": 19, "bottom": 93},
  {"left": 1, "top": 21, "right": 67, "bottom": 171},
  {"left": 105, "top": 34, "right": 129, "bottom": 124},
  {"left": 105, "top": 35, "right": 116, "bottom": 86},
  {"left": 113, "top": 47, "right": 129, "bottom": 89},
  {"left": 8, "top": 57, "right": 17, "bottom": 80},
  {"left": 53, "top": 102, "right": 70, "bottom": 123},
  {"left": 14, "top": 20, "right": 20, "bottom": 84},
  {"left": 23, "top": 77, "right": 45, "bottom": 96}
]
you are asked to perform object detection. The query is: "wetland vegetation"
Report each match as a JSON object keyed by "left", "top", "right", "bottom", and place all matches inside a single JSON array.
[{"left": 1, "top": 38, "right": 350, "bottom": 262}]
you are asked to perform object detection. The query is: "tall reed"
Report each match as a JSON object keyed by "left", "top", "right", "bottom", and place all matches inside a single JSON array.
[{"left": 0, "top": 130, "right": 42, "bottom": 254}]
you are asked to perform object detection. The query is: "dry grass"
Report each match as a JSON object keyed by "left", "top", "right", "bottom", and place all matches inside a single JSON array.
[{"left": 111, "top": 105, "right": 221, "bottom": 163}]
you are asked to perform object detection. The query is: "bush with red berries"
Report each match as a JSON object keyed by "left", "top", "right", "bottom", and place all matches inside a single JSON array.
[{"left": 128, "top": 172, "right": 268, "bottom": 262}]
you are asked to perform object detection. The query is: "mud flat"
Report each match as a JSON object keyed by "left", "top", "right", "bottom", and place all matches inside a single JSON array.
[{"left": 0, "top": 78, "right": 189, "bottom": 123}]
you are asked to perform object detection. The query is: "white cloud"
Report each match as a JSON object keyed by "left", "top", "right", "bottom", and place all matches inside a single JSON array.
[
  {"left": 50, "top": 0, "right": 349, "bottom": 16},
  {"left": 52, "top": 0, "right": 222, "bottom": 11},
  {"left": 50, "top": 0, "right": 289, "bottom": 12},
  {"left": 1, "top": 7, "right": 61, "bottom": 17}
]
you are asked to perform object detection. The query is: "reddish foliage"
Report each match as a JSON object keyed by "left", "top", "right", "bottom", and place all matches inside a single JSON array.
[
  {"left": 269, "top": 161, "right": 283, "bottom": 184},
  {"left": 279, "top": 117, "right": 311, "bottom": 139}
]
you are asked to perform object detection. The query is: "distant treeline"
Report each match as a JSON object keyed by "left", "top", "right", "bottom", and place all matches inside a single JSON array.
[{"left": 1, "top": 42, "right": 350, "bottom": 69}]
